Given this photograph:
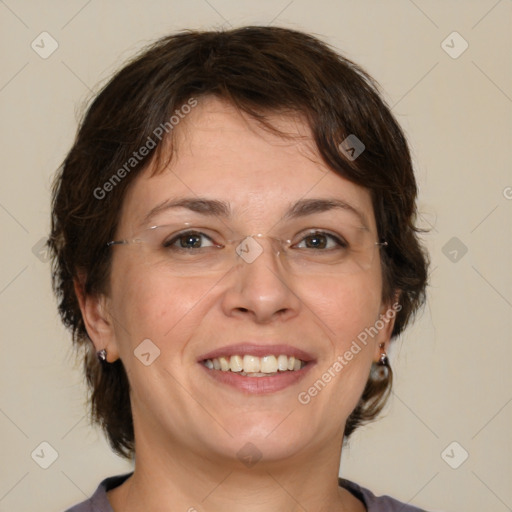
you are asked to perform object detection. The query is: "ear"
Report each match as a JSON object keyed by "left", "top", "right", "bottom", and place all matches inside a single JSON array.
[
  {"left": 373, "top": 290, "right": 401, "bottom": 363},
  {"left": 74, "top": 276, "right": 120, "bottom": 362}
]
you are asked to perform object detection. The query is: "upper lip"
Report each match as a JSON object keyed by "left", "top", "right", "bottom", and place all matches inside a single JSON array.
[{"left": 197, "top": 343, "right": 315, "bottom": 363}]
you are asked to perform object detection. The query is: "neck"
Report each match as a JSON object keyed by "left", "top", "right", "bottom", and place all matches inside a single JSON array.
[{"left": 107, "top": 431, "right": 363, "bottom": 512}]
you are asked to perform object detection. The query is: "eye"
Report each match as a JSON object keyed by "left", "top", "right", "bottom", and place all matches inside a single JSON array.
[
  {"left": 295, "top": 231, "right": 348, "bottom": 250},
  {"left": 163, "top": 230, "right": 217, "bottom": 250}
]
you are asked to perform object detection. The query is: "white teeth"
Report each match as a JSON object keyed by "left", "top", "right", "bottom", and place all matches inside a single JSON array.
[
  {"left": 229, "top": 355, "right": 243, "bottom": 372},
  {"left": 219, "top": 356, "right": 230, "bottom": 371},
  {"left": 260, "top": 355, "right": 278, "bottom": 373},
  {"left": 277, "top": 354, "right": 288, "bottom": 371},
  {"left": 243, "top": 355, "right": 260, "bottom": 373},
  {"left": 204, "top": 354, "right": 306, "bottom": 374}
]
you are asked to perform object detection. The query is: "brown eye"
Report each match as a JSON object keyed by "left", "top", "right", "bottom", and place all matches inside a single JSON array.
[
  {"left": 304, "top": 234, "right": 328, "bottom": 249},
  {"left": 296, "top": 232, "right": 348, "bottom": 250},
  {"left": 163, "top": 231, "right": 215, "bottom": 250}
]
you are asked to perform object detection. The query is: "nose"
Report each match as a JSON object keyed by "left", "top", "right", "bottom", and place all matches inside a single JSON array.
[{"left": 220, "top": 235, "right": 301, "bottom": 324}]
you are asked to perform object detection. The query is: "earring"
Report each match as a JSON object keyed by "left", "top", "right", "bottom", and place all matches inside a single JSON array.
[
  {"left": 377, "top": 342, "right": 388, "bottom": 366},
  {"left": 97, "top": 349, "right": 107, "bottom": 362},
  {"left": 371, "top": 342, "right": 390, "bottom": 380}
]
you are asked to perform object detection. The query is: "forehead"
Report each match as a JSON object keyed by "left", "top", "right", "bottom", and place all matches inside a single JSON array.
[{"left": 118, "top": 97, "right": 376, "bottom": 233}]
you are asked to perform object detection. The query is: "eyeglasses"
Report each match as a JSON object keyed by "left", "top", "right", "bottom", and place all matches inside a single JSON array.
[{"left": 107, "top": 222, "right": 387, "bottom": 276}]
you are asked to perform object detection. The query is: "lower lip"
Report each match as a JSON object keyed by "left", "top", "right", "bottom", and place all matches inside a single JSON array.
[{"left": 199, "top": 363, "right": 314, "bottom": 394}]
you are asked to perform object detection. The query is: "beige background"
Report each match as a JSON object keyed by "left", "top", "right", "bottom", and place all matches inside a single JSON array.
[{"left": 0, "top": 1, "right": 511, "bottom": 511}]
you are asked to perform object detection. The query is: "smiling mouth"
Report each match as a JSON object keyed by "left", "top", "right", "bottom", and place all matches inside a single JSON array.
[{"left": 202, "top": 354, "right": 306, "bottom": 377}]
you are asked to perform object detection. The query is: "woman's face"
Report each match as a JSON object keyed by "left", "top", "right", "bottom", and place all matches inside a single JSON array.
[{"left": 94, "top": 97, "right": 395, "bottom": 466}]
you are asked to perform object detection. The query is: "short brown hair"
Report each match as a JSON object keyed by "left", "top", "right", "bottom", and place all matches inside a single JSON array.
[{"left": 49, "top": 26, "right": 429, "bottom": 459}]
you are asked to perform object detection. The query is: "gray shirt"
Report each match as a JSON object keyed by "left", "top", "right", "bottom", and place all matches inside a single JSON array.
[{"left": 64, "top": 473, "right": 429, "bottom": 511}]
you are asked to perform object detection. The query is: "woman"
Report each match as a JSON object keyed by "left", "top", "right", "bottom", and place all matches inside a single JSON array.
[{"left": 50, "top": 26, "right": 430, "bottom": 512}]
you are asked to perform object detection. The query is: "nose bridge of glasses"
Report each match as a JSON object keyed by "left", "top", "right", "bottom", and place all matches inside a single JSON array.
[{"left": 231, "top": 234, "right": 286, "bottom": 266}]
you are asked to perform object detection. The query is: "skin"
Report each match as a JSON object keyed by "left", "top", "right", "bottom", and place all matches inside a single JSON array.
[{"left": 78, "top": 97, "right": 397, "bottom": 512}]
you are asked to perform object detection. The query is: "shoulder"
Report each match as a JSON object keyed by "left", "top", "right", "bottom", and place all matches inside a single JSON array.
[
  {"left": 339, "top": 478, "right": 431, "bottom": 512},
  {"left": 63, "top": 473, "right": 133, "bottom": 512}
]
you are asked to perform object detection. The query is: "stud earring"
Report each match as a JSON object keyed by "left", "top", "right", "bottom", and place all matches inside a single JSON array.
[{"left": 97, "top": 349, "right": 107, "bottom": 362}]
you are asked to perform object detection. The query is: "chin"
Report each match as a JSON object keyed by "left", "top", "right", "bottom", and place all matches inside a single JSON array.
[{"left": 209, "top": 416, "right": 312, "bottom": 463}]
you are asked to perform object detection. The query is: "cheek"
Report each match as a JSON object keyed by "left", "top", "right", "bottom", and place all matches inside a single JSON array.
[
  {"left": 324, "top": 275, "right": 382, "bottom": 399},
  {"left": 302, "top": 273, "right": 383, "bottom": 346},
  {"left": 109, "top": 260, "right": 216, "bottom": 349}
]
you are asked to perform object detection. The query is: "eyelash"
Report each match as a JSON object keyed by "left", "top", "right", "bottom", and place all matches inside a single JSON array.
[
  {"left": 163, "top": 231, "right": 217, "bottom": 250},
  {"left": 295, "top": 231, "right": 348, "bottom": 250},
  {"left": 162, "top": 230, "right": 348, "bottom": 251}
]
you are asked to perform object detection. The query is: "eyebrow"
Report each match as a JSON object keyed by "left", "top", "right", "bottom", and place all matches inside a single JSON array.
[
  {"left": 283, "top": 198, "right": 369, "bottom": 228},
  {"left": 142, "top": 197, "right": 369, "bottom": 229},
  {"left": 142, "top": 198, "right": 231, "bottom": 226}
]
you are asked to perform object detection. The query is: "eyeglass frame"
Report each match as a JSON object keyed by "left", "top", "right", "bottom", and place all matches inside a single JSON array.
[{"left": 106, "top": 223, "right": 388, "bottom": 275}]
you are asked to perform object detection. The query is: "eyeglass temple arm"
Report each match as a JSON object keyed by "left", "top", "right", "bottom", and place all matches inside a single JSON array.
[{"left": 106, "top": 240, "right": 129, "bottom": 247}]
